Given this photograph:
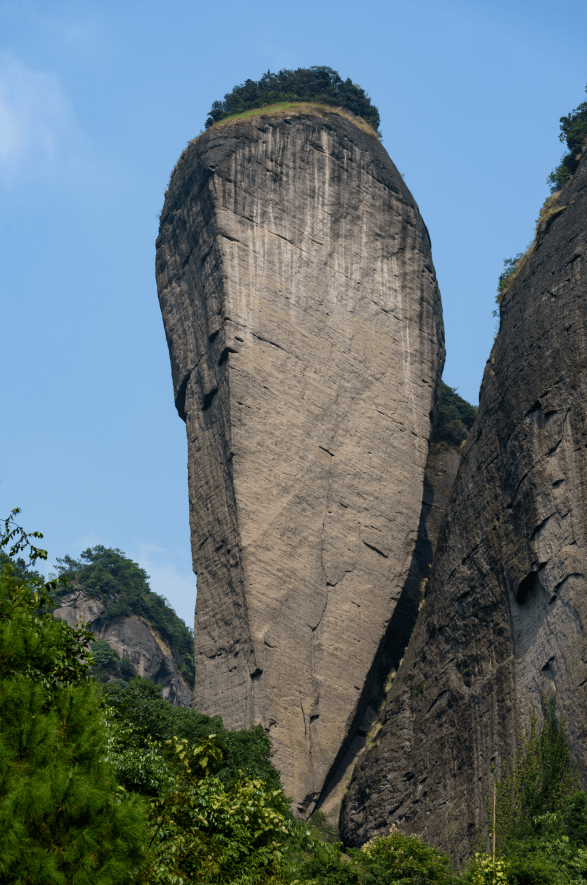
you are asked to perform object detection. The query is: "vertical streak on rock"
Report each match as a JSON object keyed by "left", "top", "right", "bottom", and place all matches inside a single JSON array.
[
  {"left": 156, "top": 110, "right": 445, "bottom": 813},
  {"left": 341, "top": 146, "right": 587, "bottom": 861}
]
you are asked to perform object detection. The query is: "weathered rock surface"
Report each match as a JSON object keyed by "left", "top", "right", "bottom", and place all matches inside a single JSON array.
[
  {"left": 156, "top": 109, "right": 445, "bottom": 812},
  {"left": 54, "top": 587, "right": 191, "bottom": 706},
  {"left": 315, "top": 437, "right": 462, "bottom": 823},
  {"left": 341, "top": 148, "right": 587, "bottom": 861}
]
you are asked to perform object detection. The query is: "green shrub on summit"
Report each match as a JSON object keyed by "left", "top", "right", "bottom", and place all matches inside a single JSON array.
[{"left": 205, "top": 66, "right": 381, "bottom": 133}]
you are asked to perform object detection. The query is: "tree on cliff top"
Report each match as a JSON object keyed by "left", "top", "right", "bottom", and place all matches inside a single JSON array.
[
  {"left": 54, "top": 545, "right": 195, "bottom": 688},
  {"left": 205, "top": 66, "right": 381, "bottom": 133},
  {"left": 434, "top": 383, "right": 477, "bottom": 447},
  {"left": 548, "top": 83, "right": 587, "bottom": 192}
]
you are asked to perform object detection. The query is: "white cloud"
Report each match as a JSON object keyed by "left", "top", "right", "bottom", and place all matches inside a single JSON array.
[{"left": 0, "top": 53, "right": 86, "bottom": 183}]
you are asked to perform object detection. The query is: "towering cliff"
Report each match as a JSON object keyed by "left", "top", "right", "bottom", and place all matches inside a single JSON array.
[
  {"left": 156, "top": 107, "right": 445, "bottom": 813},
  {"left": 341, "top": 146, "right": 587, "bottom": 859}
]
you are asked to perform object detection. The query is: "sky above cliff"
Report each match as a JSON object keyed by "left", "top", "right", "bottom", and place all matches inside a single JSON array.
[{"left": 1, "top": 0, "right": 586, "bottom": 625}]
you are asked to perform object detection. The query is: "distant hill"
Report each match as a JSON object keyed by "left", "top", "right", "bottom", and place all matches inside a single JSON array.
[
  {"left": 52, "top": 546, "right": 194, "bottom": 706},
  {"left": 433, "top": 382, "right": 477, "bottom": 448}
]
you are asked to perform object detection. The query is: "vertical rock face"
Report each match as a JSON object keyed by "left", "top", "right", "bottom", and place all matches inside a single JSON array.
[
  {"left": 341, "top": 149, "right": 587, "bottom": 860},
  {"left": 156, "top": 109, "right": 444, "bottom": 812}
]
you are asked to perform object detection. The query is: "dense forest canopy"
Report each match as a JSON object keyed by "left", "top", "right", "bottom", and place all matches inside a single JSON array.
[
  {"left": 205, "top": 66, "right": 381, "bottom": 133},
  {"left": 54, "top": 545, "right": 195, "bottom": 688}
]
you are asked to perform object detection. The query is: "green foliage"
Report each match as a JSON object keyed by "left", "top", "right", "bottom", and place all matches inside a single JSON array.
[
  {"left": 282, "top": 816, "right": 360, "bottom": 885},
  {"left": 548, "top": 84, "right": 587, "bottom": 193},
  {"left": 0, "top": 512, "right": 147, "bottom": 885},
  {"left": 461, "top": 852, "right": 509, "bottom": 884},
  {"left": 504, "top": 812, "right": 587, "bottom": 885},
  {"left": 356, "top": 828, "right": 458, "bottom": 884},
  {"left": 54, "top": 545, "right": 195, "bottom": 688},
  {"left": 103, "top": 676, "right": 282, "bottom": 793},
  {"left": 139, "top": 736, "right": 291, "bottom": 885},
  {"left": 91, "top": 638, "right": 137, "bottom": 683},
  {"left": 434, "top": 382, "right": 477, "bottom": 446},
  {"left": 205, "top": 66, "right": 380, "bottom": 132},
  {"left": 490, "top": 697, "right": 580, "bottom": 854},
  {"left": 496, "top": 253, "right": 524, "bottom": 305}
]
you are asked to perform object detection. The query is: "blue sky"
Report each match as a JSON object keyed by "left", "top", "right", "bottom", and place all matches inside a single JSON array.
[{"left": 1, "top": 0, "right": 586, "bottom": 626}]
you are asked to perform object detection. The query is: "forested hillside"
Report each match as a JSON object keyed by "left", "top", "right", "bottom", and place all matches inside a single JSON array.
[{"left": 53, "top": 545, "right": 195, "bottom": 690}]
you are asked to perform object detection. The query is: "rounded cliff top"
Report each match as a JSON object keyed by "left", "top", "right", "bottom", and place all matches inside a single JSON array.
[
  {"left": 204, "top": 66, "right": 381, "bottom": 134},
  {"left": 203, "top": 101, "right": 380, "bottom": 140},
  {"left": 166, "top": 104, "right": 383, "bottom": 199}
]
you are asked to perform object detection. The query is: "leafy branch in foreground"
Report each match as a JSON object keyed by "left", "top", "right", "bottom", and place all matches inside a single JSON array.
[
  {"left": 137, "top": 735, "right": 291, "bottom": 885},
  {"left": 0, "top": 514, "right": 147, "bottom": 885}
]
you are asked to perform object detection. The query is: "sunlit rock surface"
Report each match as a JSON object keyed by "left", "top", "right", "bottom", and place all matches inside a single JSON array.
[{"left": 156, "top": 109, "right": 445, "bottom": 812}]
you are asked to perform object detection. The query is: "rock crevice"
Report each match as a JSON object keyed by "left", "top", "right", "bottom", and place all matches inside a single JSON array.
[{"left": 341, "top": 148, "right": 587, "bottom": 861}]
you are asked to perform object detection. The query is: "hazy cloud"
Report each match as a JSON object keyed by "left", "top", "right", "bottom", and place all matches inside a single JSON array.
[{"left": 0, "top": 53, "right": 86, "bottom": 183}]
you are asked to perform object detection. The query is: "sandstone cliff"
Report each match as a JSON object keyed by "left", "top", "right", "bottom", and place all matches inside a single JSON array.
[
  {"left": 341, "top": 147, "right": 587, "bottom": 860},
  {"left": 156, "top": 108, "right": 445, "bottom": 813},
  {"left": 54, "top": 587, "right": 192, "bottom": 707}
]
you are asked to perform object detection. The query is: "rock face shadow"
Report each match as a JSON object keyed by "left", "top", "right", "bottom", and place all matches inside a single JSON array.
[{"left": 315, "top": 445, "right": 461, "bottom": 822}]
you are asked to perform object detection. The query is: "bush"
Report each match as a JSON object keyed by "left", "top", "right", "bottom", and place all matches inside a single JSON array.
[
  {"left": 103, "top": 676, "right": 283, "bottom": 793},
  {"left": 548, "top": 84, "right": 587, "bottom": 193},
  {"left": 357, "top": 827, "right": 458, "bottom": 884},
  {"left": 496, "top": 253, "right": 524, "bottom": 304},
  {"left": 205, "top": 66, "right": 380, "bottom": 133},
  {"left": 139, "top": 736, "right": 292, "bottom": 885},
  {"left": 91, "top": 638, "right": 136, "bottom": 683}
]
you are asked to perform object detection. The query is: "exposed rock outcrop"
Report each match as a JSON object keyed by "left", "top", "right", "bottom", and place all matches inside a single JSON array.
[
  {"left": 341, "top": 148, "right": 587, "bottom": 861},
  {"left": 156, "top": 108, "right": 445, "bottom": 813},
  {"left": 54, "top": 587, "right": 191, "bottom": 706}
]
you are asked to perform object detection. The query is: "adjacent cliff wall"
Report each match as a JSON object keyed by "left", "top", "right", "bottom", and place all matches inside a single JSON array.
[
  {"left": 341, "top": 147, "right": 587, "bottom": 860},
  {"left": 156, "top": 108, "right": 445, "bottom": 813}
]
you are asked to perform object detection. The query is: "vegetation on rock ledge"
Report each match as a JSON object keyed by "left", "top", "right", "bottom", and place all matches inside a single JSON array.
[
  {"left": 548, "top": 84, "right": 587, "bottom": 193},
  {"left": 496, "top": 83, "right": 587, "bottom": 314},
  {"left": 205, "top": 66, "right": 381, "bottom": 133}
]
